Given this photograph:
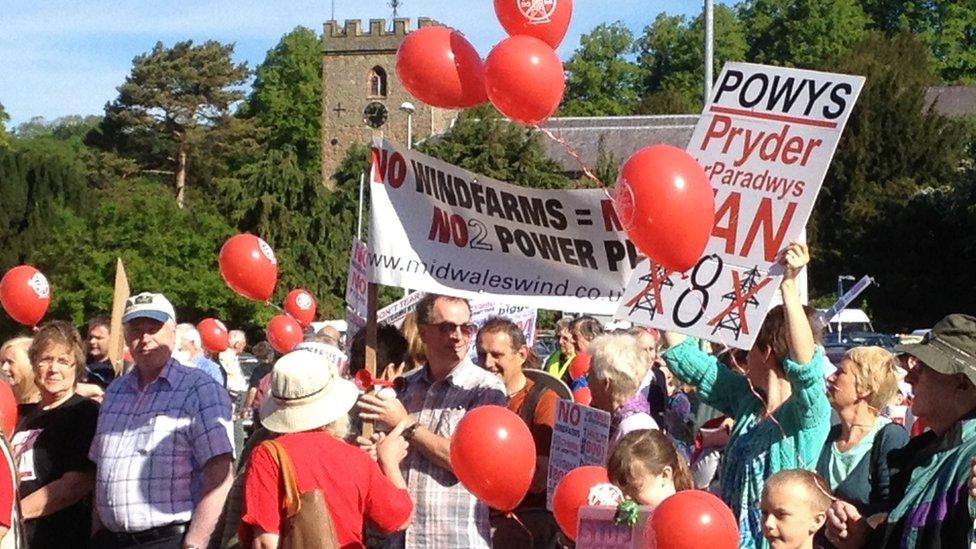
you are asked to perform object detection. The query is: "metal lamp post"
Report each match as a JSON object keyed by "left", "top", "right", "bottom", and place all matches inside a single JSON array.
[{"left": 400, "top": 101, "right": 415, "bottom": 149}]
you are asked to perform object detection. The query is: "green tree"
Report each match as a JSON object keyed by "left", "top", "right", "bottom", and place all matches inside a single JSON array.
[
  {"left": 15, "top": 115, "right": 102, "bottom": 141},
  {"left": 243, "top": 27, "right": 323, "bottom": 167},
  {"left": 418, "top": 105, "right": 570, "bottom": 189},
  {"left": 103, "top": 40, "right": 249, "bottom": 207},
  {"left": 636, "top": 5, "right": 747, "bottom": 112},
  {"left": 28, "top": 179, "right": 266, "bottom": 331},
  {"left": 739, "top": 0, "right": 870, "bottom": 68},
  {"left": 0, "top": 102, "right": 9, "bottom": 147},
  {"left": 561, "top": 22, "right": 644, "bottom": 116},
  {"left": 807, "top": 32, "right": 968, "bottom": 319}
]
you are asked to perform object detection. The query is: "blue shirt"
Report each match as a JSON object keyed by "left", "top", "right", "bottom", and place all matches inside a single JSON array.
[{"left": 191, "top": 355, "right": 226, "bottom": 387}]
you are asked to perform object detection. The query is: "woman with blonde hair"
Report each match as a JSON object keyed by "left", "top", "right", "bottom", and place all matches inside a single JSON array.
[
  {"left": 400, "top": 312, "right": 426, "bottom": 372},
  {"left": 0, "top": 337, "right": 39, "bottom": 408},
  {"left": 815, "top": 346, "right": 908, "bottom": 516}
]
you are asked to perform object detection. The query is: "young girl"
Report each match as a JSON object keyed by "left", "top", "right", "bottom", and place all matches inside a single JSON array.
[
  {"left": 607, "top": 429, "right": 693, "bottom": 508},
  {"left": 761, "top": 470, "right": 832, "bottom": 549}
]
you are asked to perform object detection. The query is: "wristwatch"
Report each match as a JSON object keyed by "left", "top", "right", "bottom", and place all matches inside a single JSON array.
[{"left": 403, "top": 422, "right": 421, "bottom": 441}]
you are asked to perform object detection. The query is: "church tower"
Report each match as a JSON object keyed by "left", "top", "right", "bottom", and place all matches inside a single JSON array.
[{"left": 321, "top": 18, "right": 458, "bottom": 188}]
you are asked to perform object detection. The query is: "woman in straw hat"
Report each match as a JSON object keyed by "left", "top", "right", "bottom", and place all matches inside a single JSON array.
[{"left": 239, "top": 350, "right": 413, "bottom": 548}]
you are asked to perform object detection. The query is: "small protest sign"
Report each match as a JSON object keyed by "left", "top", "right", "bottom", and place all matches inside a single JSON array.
[
  {"left": 548, "top": 399, "right": 611, "bottom": 509},
  {"left": 576, "top": 505, "right": 653, "bottom": 549}
]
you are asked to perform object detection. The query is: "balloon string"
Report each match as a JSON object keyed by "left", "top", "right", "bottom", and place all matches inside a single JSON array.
[
  {"left": 534, "top": 125, "right": 613, "bottom": 200},
  {"left": 267, "top": 301, "right": 283, "bottom": 313},
  {"left": 504, "top": 511, "right": 535, "bottom": 544}
]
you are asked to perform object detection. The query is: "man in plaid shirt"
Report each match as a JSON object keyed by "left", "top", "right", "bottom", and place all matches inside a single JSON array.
[
  {"left": 89, "top": 292, "right": 235, "bottom": 549},
  {"left": 358, "top": 294, "right": 507, "bottom": 548}
]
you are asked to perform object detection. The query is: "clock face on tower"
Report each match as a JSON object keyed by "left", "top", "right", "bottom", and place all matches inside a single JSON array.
[{"left": 363, "top": 102, "right": 388, "bottom": 129}]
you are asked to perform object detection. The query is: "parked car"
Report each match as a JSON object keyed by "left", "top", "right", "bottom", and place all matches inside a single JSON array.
[{"left": 823, "top": 331, "right": 897, "bottom": 365}]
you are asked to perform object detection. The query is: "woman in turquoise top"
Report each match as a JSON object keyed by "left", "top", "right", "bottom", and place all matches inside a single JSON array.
[{"left": 662, "top": 242, "right": 831, "bottom": 549}]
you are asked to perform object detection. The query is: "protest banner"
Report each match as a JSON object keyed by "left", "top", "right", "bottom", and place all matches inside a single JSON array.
[
  {"left": 548, "top": 399, "right": 611, "bottom": 509},
  {"left": 616, "top": 62, "right": 865, "bottom": 349},
  {"left": 368, "top": 139, "right": 637, "bottom": 314},
  {"left": 576, "top": 505, "right": 653, "bottom": 549}
]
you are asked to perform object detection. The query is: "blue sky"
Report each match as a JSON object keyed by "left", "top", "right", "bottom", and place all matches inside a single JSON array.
[{"left": 0, "top": 1, "right": 718, "bottom": 127}]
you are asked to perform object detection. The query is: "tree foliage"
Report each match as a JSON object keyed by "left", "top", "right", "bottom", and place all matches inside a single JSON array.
[
  {"left": 243, "top": 27, "right": 323, "bottom": 167},
  {"left": 0, "top": 102, "right": 9, "bottom": 147},
  {"left": 101, "top": 40, "right": 249, "bottom": 207},
  {"left": 418, "top": 105, "right": 570, "bottom": 189},
  {"left": 561, "top": 22, "right": 644, "bottom": 116}
]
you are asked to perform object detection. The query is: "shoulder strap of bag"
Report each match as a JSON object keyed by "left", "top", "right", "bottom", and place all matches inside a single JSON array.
[
  {"left": 867, "top": 422, "right": 894, "bottom": 485},
  {"left": 519, "top": 381, "right": 548, "bottom": 426},
  {"left": 260, "top": 440, "right": 302, "bottom": 519}
]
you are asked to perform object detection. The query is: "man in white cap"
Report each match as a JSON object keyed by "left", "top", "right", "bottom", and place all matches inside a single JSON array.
[{"left": 89, "top": 292, "right": 235, "bottom": 549}]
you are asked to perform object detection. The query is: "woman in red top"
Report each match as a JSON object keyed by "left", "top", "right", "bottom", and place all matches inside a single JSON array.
[{"left": 240, "top": 349, "right": 412, "bottom": 549}]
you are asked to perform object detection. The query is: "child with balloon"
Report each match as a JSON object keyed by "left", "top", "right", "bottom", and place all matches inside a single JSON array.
[
  {"left": 607, "top": 429, "right": 692, "bottom": 508},
  {"left": 660, "top": 242, "right": 831, "bottom": 548}
]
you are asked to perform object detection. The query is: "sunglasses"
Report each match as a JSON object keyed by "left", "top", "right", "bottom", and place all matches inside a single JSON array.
[{"left": 426, "top": 321, "right": 478, "bottom": 336}]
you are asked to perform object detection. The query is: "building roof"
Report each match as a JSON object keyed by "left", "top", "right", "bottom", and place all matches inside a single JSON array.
[
  {"left": 924, "top": 86, "right": 976, "bottom": 117},
  {"left": 535, "top": 115, "right": 698, "bottom": 173}
]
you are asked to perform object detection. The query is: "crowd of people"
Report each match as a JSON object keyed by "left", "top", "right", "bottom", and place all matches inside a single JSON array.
[{"left": 0, "top": 243, "right": 973, "bottom": 549}]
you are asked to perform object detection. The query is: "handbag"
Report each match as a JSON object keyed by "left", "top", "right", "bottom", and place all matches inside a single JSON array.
[{"left": 261, "top": 439, "right": 339, "bottom": 549}]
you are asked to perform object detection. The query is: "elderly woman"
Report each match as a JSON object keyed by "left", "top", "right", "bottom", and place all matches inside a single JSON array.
[
  {"left": 240, "top": 349, "right": 413, "bottom": 548},
  {"left": 816, "top": 346, "right": 908, "bottom": 517},
  {"left": 11, "top": 321, "right": 99, "bottom": 548},
  {"left": 586, "top": 333, "right": 659, "bottom": 448},
  {"left": 661, "top": 242, "right": 830, "bottom": 548},
  {"left": 1, "top": 336, "right": 40, "bottom": 410}
]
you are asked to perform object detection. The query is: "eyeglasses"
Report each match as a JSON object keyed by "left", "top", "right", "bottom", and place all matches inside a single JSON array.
[{"left": 426, "top": 321, "right": 478, "bottom": 337}]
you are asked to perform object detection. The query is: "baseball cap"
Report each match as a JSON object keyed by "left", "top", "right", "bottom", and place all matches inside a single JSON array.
[
  {"left": 122, "top": 292, "right": 176, "bottom": 324},
  {"left": 895, "top": 314, "right": 976, "bottom": 384}
]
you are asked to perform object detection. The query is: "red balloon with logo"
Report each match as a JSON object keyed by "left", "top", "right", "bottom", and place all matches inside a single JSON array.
[
  {"left": 266, "top": 314, "right": 303, "bottom": 354},
  {"left": 197, "top": 318, "right": 229, "bottom": 353},
  {"left": 613, "top": 144, "right": 715, "bottom": 273},
  {"left": 450, "top": 405, "right": 536, "bottom": 511},
  {"left": 0, "top": 265, "right": 50, "bottom": 327},
  {"left": 494, "top": 0, "right": 573, "bottom": 49},
  {"left": 647, "top": 490, "right": 739, "bottom": 548},
  {"left": 485, "top": 35, "right": 565, "bottom": 125},
  {"left": 284, "top": 289, "right": 317, "bottom": 327},
  {"left": 569, "top": 352, "right": 591, "bottom": 380},
  {"left": 0, "top": 381, "right": 17, "bottom": 439},
  {"left": 396, "top": 25, "right": 487, "bottom": 109},
  {"left": 219, "top": 234, "right": 278, "bottom": 302},
  {"left": 552, "top": 465, "right": 609, "bottom": 540}
]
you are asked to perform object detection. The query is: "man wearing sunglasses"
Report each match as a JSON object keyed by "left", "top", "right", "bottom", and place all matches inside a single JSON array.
[{"left": 358, "top": 293, "right": 506, "bottom": 549}]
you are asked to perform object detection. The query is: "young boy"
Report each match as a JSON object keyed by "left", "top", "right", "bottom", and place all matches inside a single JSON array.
[{"left": 761, "top": 469, "right": 832, "bottom": 549}]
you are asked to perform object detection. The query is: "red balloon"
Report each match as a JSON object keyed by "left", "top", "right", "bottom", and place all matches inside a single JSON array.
[
  {"left": 494, "top": 0, "right": 573, "bottom": 49},
  {"left": 284, "top": 289, "right": 317, "bottom": 327},
  {"left": 396, "top": 26, "right": 487, "bottom": 109},
  {"left": 647, "top": 490, "right": 739, "bottom": 549},
  {"left": 613, "top": 144, "right": 715, "bottom": 273},
  {"left": 0, "top": 381, "right": 17, "bottom": 439},
  {"left": 552, "top": 465, "right": 609, "bottom": 540},
  {"left": 572, "top": 386, "right": 591, "bottom": 406},
  {"left": 266, "top": 314, "right": 303, "bottom": 354},
  {"left": 485, "top": 35, "right": 565, "bottom": 125},
  {"left": 219, "top": 234, "right": 278, "bottom": 302},
  {"left": 568, "top": 352, "right": 591, "bottom": 380},
  {"left": 0, "top": 265, "right": 50, "bottom": 327},
  {"left": 450, "top": 405, "right": 536, "bottom": 511},
  {"left": 197, "top": 318, "right": 229, "bottom": 353}
]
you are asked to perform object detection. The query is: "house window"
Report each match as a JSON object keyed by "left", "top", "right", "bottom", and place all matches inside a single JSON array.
[{"left": 367, "top": 66, "right": 388, "bottom": 98}]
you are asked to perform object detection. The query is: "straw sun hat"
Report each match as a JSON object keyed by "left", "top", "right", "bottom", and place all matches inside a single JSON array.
[{"left": 260, "top": 349, "right": 359, "bottom": 434}]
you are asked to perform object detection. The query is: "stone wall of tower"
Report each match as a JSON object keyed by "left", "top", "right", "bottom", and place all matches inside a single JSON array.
[{"left": 321, "top": 17, "right": 458, "bottom": 188}]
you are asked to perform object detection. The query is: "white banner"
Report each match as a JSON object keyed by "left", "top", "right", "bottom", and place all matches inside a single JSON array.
[
  {"left": 368, "top": 139, "right": 637, "bottom": 314},
  {"left": 616, "top": 63, "right": 864, "bottom": 349}
]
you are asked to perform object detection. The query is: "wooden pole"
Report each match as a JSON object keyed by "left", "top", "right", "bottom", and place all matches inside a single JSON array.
[
  {"left": 107, "top": 258, "right": 130, "bottom": 375},
  {"left": 362, "top": 283, "right": 379, "bottom": 439}
]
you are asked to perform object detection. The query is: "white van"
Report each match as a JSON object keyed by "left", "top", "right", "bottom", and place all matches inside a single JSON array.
[{"left": 820, "top": 308, "right": 874, "bottom": 334}]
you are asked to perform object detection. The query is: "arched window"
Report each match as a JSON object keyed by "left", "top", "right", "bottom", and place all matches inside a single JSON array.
[{"left": 367, "top": 66, "right": 388, "bottom": 98}]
